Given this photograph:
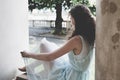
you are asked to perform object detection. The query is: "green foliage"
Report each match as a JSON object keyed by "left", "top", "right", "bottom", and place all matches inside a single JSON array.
[
  {"left": 71, "top": 0, "right": 96, "bottom": 15},
  {"left": 28, "top": 0, "right": 71, "bottom": 11},
  {"left": 89, "top": 5, "right": 96, "bottom": 16},
  {"left": 71, "top": 0, "right": 89, "bottom": 5},
  {"left": 28, "top": 0, "right": 96, "bottom": 15}
]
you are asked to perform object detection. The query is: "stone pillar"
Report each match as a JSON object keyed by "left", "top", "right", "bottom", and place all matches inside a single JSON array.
[{"left": 96, "top": 0, "right": 120, "bottom": 80}]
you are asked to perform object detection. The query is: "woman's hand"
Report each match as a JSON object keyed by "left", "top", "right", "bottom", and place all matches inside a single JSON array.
[{"left": 20, "top": 51, "right": 30, "bottom": 58}]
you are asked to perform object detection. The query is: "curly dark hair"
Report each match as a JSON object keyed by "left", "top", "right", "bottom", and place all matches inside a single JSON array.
[{"left": 69, "top": 4, "right": 95, "bottom": 46}]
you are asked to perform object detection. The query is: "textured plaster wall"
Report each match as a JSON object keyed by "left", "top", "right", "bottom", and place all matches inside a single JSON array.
[{"left": 96, "top": 0, "right": 120, "bottom": 80}]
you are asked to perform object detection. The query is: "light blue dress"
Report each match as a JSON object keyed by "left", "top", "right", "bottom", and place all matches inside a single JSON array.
[
  {"left": 48, "top": 36, "right": 94, "bottom": 80},
  {"left": 25, "top": 36, "right": 94, "bottom": 80}
]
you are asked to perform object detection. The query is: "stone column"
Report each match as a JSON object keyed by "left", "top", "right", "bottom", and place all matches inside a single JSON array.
[{"left": 96, "top": 0, "right": 120, "bottom": 80}]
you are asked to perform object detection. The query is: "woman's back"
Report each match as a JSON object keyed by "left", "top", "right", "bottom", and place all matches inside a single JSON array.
[{"left": 49, "top": 36, "right": 94, "bottom": 80}]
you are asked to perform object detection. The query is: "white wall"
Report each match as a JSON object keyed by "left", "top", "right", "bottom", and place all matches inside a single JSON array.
[{"left": 0, "top": 0, "right": 28, "bottom": 80}]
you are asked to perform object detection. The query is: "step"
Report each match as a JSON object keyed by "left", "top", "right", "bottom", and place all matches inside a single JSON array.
[{"left": 15, "top": 73, "right": 28, "bottom": 80}]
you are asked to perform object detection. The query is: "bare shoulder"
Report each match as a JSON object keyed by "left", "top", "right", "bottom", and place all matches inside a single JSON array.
[
  {"left": 68, "top": 35, "right": 82, "bottom": 47},
  {"left": 62, "top": 35, "right": 82, "bottom": 49},
  {"left": 69, "top": 35, "right": 82, "bottom": 55},
  {"left": 69, "top": 35, "right": 82, "bottom": 43}
]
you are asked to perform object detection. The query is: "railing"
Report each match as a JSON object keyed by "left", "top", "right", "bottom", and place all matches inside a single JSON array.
[{"left": 29, "top": 20, "right": 71, "bottom": 28}]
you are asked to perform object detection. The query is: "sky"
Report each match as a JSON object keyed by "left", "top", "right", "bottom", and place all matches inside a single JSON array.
[{"left": 89, "top": 0, "right": 96, "bottom": 5}]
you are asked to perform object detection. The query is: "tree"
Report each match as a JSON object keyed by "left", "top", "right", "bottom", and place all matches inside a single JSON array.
[{"left": 28, "top": 0, "right": 96, "bottom": 35}]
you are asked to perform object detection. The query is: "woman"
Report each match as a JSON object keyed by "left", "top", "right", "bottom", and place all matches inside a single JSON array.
[{"left": 20, "top": 4, "right": 95, "bottom": 80}]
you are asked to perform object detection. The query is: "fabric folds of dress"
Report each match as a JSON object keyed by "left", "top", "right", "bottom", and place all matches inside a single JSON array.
[{"left": 24, "top": 36, "right": 94, "bottom": 80}]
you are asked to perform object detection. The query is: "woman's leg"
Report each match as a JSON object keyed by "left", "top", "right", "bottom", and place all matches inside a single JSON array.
[{"left": 18, "top": 66, "right": 26, "bottom": 72}]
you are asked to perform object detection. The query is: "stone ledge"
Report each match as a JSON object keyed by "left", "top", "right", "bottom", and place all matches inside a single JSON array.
[{"left": 15, "top": 73, "right": 27, "bottom": 80}]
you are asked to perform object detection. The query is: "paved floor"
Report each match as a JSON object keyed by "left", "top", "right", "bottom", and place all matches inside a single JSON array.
[
  {"left": 29, "top": 27, "right": 66, "bottom": 39},
  {"left": 29, "top": 27, "right": 53, "bottom": 36},
  {"left": 29, "top": 27, "right": 66, "bottom": 52}
]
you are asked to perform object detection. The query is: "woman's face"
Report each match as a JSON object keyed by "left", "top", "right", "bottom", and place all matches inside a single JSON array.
[{"left": 70, "top": 15, "right": 75, "bottom": 27}]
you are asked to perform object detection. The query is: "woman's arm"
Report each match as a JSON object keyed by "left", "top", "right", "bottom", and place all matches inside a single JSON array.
[{"left": 21, "top": 36, "right": 82, "bottom": 61}]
